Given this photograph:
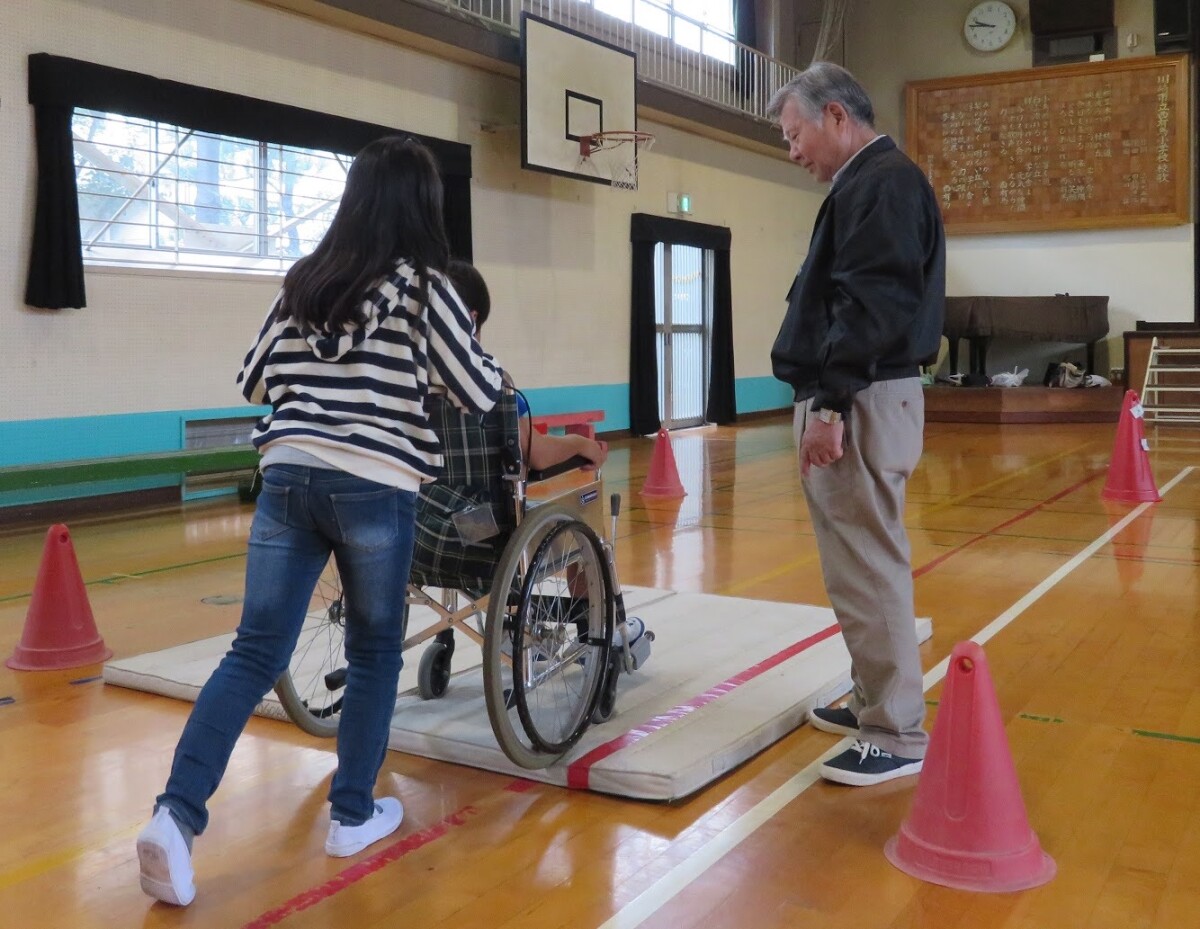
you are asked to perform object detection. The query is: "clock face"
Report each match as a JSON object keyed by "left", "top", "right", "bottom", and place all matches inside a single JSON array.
[{"left": 964, "top": 1, "right": 1017, "bottom": 52}]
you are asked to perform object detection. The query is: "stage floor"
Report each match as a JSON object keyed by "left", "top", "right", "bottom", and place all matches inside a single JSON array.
[{"left": 924, "top": 384, "right": 1123, "bottom": 423}]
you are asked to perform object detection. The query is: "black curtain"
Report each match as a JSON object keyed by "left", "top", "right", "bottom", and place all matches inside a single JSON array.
[
  {"left": 629, "top": 237, "right": 659, "bottom": 436},
  {"left": 26, "top": 103, "right": 85, "bottom": 309},
  {"left": 629, "top": 214, "right": 735, "bottom": 435},
  {"left": 25, "top": 53, "right": 474, "bottom": 309},
  {"left": 707, "top": 249, "right": 736, "bottom": 424}
]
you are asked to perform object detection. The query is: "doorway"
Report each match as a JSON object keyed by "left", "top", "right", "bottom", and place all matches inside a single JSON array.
[{"left": 654, "top": 242, "right": 712, "bottom": 429}]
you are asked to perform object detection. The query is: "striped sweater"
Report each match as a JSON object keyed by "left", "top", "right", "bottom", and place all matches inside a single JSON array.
[{"left": 237, "top": 260, "right": 504, "bottom": 490}]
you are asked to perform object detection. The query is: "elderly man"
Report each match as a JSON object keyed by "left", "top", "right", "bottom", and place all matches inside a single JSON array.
[{"left": 768, "top": 63, "right": 945, "bottom": 787}]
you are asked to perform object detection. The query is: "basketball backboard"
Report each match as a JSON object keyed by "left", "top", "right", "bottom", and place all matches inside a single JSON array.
[{"left": 521, "top": 14, "right": 639, "bottom": 187}]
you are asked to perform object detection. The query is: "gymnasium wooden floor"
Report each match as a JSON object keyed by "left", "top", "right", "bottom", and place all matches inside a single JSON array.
[{"left": 1, "top": 415, "right": 1197, "bottom": 928}]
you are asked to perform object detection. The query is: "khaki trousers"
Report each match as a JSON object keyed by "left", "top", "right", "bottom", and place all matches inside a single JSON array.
[{"left": 794, "top": 378, "right": 928, "bottom": 758}]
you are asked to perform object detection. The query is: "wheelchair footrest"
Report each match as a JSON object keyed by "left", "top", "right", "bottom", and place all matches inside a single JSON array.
[{"left": 618, "top": 617, "right": 653, "bottom": 673}]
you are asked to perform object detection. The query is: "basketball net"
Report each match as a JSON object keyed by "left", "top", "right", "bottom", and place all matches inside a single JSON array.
[{"left": 578, "top": 130, "right": 655, "bottom": 191}]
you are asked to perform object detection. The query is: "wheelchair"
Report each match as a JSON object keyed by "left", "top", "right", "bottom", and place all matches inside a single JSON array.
[{"left": 272, "top": 384, "right": 652, "bottom": 770}]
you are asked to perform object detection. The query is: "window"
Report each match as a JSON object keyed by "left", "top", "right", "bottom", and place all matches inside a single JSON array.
[
  {"left": 585, "top": 0, "right": 736, "bottom": 63},
  {"left": 73, "top": 109, "right": 349, "bottom": 273}
]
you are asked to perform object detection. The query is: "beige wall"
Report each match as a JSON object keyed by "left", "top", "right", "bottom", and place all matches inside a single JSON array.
[
  {"left": 845, "top": 0, "right": 1194, "bottom": 355},
  {"left": 1, "top": 0, "right": 814, "bottom": 427}
]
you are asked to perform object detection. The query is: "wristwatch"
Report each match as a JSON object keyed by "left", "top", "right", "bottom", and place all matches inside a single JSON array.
[{"left": 817, "top": 408, "right": 843, "bottom": 425}]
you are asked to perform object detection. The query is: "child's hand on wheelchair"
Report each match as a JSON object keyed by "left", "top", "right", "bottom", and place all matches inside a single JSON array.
[{"left": 581, "top": 439, "right": 608, "bottom": 470}]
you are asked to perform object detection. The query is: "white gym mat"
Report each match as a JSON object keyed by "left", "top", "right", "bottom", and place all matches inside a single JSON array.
[{"left": 104, "top": 588, "right": 931, "bottom": 801}]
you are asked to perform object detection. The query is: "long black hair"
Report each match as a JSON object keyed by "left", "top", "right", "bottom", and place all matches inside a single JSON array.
[{"left": 279, "top": 135, "right": 450, "bottom": 332}]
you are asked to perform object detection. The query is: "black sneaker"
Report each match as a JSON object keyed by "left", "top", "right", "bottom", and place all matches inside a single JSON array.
[
  {"left": 809, "top": 705, "right": 859, "bottom": 737},
  {"left": 819, "top": 739, "right": 923, "bottom": 786}
]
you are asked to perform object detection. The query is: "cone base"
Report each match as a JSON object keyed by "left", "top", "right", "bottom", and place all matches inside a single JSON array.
[
  {"left": 639, "top": 486, "right": 686, "bottom": 499},
  {"left": 884, "top": 830, "right": 1056, "bottom": 894},
  {"left": 1101, "top": 486, "right": 1161, "bottom": 504},
  {"left": 6, "top": 638, "right": 113, "bottom": 671}
]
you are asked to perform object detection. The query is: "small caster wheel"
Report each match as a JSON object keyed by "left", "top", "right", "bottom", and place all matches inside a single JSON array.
[{"left": 418, "top": 641, "right": 452, "bottom": 699}]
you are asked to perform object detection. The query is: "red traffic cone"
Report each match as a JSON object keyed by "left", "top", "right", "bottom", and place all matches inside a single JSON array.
[
  {"left": 640, "top": 428, "right": 686, "bottom": 498},
  {"left": 885, "top": 641, "right": 1055, "bottom": 893},
  {"left": 1102, "top": 390, "right": 1161, "bottom": 503},
  {"left": 6, "top": 524, "right": 112, "bottom": 671}
]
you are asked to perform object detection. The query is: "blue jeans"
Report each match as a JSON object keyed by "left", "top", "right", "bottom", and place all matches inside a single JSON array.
[{"left": 157, "top": 465, "right": 416, "bottom": 831}]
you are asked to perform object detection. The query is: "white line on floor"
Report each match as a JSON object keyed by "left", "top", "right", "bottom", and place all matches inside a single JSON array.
[{"left": 597, "top": 466, "right": 1194, "bottom": 929}]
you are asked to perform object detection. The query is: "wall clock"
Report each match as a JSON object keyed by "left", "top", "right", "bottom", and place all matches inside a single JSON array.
[{"left": 964, "top": 1, "right": 1017, "bottom": 52}]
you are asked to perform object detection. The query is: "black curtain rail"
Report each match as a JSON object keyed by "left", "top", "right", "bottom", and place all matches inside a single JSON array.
[{"left": 27, "top": 54, "right": 471, "bottom": 176}]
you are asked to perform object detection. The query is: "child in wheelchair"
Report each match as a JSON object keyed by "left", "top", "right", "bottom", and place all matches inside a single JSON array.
[{"left": 409, "top": 261, "right": 653, "bottom": 692}]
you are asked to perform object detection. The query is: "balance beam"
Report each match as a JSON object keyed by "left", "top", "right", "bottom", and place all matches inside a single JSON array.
[{"left": 529, "top": 410, "right": 604, "bottom": 440}]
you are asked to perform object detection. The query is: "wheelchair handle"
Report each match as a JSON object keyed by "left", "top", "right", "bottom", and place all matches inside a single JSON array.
[{"left": 527, "top": 454, "right": 593, "bottom": 483}]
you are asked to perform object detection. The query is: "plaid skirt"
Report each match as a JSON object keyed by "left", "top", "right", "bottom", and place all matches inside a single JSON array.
[{"left": 410, "top": 392, "right": 519, "bottom": 591}]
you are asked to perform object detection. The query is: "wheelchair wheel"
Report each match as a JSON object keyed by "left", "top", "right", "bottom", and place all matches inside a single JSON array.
[
  {"left": 590, "top": 654, "right": 621, "bottom": 725},
  {"left": 417, "top": 640, "right": 453, "bottom": 699},
  {"left": 274, "top": 558, "right": 348, "bottom": 738},
  {"left": 483, "top": 504, "right": 614, "bottom": 768}
]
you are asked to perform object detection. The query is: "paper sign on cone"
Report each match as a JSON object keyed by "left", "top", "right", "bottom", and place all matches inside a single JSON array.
[
  {"left": 885, "top": 641, "right": 1055, "bottom": 893},
  {"left": 7, "top": 524, "right": 112, "bottom": 671}
]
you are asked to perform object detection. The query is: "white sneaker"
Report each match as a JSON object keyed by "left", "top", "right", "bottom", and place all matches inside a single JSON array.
[
  {"left": 325, "top": 797, "right": 404, "bottom": 857},
  {"left": 136, "top": 807, "right": 196, "bottom": 906}
]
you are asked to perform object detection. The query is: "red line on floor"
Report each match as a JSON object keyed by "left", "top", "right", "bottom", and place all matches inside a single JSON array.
[
  {"left": 240, "top": 803, "right": 480, "bottom": 929},
  {"left": 566, "top": 623, "right": 842, "bottom": 789},
  {"left": 912, "top": 470, "right": 1106, "bottom": 579}
]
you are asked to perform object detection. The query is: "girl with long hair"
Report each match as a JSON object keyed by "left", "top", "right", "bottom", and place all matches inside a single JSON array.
[{"left": 137, "top": 136, "right": 502, "bottom": 906}]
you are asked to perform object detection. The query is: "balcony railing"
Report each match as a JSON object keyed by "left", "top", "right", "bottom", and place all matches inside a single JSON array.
[{"left": 438, "top": 0, "right": 799, "bottom": 123}]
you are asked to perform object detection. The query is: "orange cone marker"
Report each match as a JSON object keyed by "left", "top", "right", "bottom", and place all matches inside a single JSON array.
[
  {"left": 885, "top": 641, "right": 1055, "bottom": 893},
  {"left": 1102, "top": 390, "right": 1161, "bottom": 503},
  {"left": 640, "top": 428, "right": 686, "bottom": 498},
  {"left": 6, "top": 524, "right": 112, "bottom": 671}
]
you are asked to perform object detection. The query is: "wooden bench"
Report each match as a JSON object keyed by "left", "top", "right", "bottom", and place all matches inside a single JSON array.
[
  {"left": 529, "top": 410, "right": 605, "bottom": 440},
  {"left": 0, "top": 446, "right": 262, "bottom": 499}
]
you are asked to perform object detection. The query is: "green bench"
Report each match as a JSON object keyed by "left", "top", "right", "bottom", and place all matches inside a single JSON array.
[{"left": 0, "top": 446, "right": 262, "bottom": 500}]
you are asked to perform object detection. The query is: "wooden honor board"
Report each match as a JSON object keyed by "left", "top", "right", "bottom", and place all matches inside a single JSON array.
[{"left": 905, "top": 55, "right": 1190, "bottom": 235}]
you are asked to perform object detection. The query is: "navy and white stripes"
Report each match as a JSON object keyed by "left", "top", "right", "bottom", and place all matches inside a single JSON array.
[{"left": 237, "top": 260, "right": 503, "bottom": 490}]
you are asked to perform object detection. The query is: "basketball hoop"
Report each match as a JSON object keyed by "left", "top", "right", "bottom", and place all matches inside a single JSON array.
[{"left": 578, "top": 130, "right": 656, "bottom": 191}]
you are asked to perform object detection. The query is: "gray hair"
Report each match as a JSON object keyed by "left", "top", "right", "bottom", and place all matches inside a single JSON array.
[{"left": 766, "top": 62, "right": 875, "bottom": 128}]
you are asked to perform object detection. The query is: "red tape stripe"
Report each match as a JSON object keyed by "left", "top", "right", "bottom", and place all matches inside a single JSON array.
[
  {"left": 241, "top": 804, "right": 480, "bottom": 929},
  {"left": 566, "top": 470, "right": 1108, "bottom": 790},
  {"left": 566, "top": 623, "right": 841, "bottom": 789}
]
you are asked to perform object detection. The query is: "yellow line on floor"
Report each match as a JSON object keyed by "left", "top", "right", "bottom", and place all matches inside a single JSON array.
[
  {"left": 719, "top": 551, "right": 823, "bottom": 596},
  {"left": 0, "top": 825, "right": 140, "bottom": 891}
]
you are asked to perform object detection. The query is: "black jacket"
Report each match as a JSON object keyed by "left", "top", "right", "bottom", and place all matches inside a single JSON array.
[{"left": 771, "top": 137, "right": 945, "bottom": 414}]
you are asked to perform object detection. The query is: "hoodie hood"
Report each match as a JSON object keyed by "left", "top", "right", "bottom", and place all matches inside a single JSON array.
[{"left": 305, "top": 294, "right": 385, "bottom": 362}]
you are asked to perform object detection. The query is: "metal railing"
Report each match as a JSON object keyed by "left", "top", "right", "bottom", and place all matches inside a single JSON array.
[{"left": 440, "top": 0, "right": 799, "bottom": 123}]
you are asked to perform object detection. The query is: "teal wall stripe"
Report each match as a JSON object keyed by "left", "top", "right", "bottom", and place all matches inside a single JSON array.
[
  {"left": 1, "top": 376, "right": 790, "bottom": 479},
  {"left": 736, "top": 377, "right": 794, "bottom": 414},
  {"left": 0, "top": 407, "right": 265, "bottom": 468}
]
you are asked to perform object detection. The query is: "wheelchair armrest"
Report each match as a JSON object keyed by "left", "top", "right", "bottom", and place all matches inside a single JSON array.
[{"left": 527, "top": 455, "right": 593, "bottom": 483}]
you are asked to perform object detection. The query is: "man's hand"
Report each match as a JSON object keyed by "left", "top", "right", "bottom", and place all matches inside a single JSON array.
[{"left": 800, "top": 418, "right": 844, "bottom": 475}]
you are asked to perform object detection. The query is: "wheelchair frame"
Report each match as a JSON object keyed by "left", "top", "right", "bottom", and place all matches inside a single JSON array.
[{"left": 273, "top": 386, "right": 641, "bottom": 769}]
